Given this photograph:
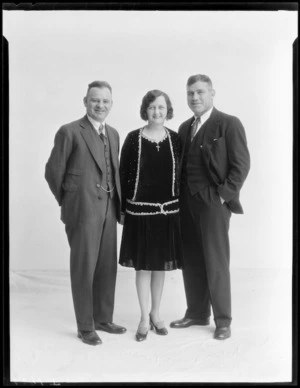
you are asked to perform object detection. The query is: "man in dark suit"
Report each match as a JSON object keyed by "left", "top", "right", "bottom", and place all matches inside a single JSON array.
[
  {"left": 170, "top": 74, "right": 250, "bottom": 340},
  {"left": 45, "top": 81, "right": 126, "bottom": 345}
]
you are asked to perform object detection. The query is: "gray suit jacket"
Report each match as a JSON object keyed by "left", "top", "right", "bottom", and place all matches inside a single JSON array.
[{"left": 45, "top": 115, "right": 121, "bottom": 226}]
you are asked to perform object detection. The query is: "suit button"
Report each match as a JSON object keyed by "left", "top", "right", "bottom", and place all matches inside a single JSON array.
[{"left": 96, "top": 184, "right": 100, "bottom": 188}]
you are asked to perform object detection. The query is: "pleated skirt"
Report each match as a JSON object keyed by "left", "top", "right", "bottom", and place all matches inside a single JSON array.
[{"left": 119, "top": 212, "right": 183, "bottom": 271}]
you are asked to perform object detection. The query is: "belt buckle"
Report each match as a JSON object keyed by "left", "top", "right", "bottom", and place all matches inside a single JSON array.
[{"left": 159, "top": 203, "right": 167, "bottom": 215}]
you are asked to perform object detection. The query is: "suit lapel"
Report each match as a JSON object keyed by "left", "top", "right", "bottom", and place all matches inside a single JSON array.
[
  {"left": 179, "top": 117, "right": 194, "bottom": 167},
  {"left": 79, "top": 116, "right": 105, "bottom": 172},
  {"left": 106, "top": 125, "right": 119, "bottom": 171},
  {"left": 200, "top": 108, "right": 222, "bottom": 173},
  {"left": 106, "top": 125, "right": 121, "bottom": 201},
  {"left": 202, "top": 107, "right": 221, "bottom": 145}
]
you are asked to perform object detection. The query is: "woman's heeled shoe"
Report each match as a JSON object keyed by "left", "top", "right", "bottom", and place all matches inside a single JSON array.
[
  {"left": 149, "top": 315, "right": 168, "bottom": 335},
  {"left": 135, "top": 322, "right": 149, "bottom": 342}
]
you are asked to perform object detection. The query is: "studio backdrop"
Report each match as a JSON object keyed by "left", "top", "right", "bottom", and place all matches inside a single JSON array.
[{"left": 4, "top": 10, "right": 297, "bottom": 272}]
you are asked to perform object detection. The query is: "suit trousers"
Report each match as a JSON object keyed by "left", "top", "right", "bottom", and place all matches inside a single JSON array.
[
  {"left": 65, "top": 193, "right": 117, "bottom": 331},
  {"left": 180, "top": 184, "right": 232, "bottom": 328}
]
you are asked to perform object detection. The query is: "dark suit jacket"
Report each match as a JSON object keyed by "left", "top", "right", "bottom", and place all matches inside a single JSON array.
[
  {"left": 178, "top": 107, "right": 250, "bottom": 214},
  {"left": 45, "top": 115, "right": 121, "bottom": 226}
]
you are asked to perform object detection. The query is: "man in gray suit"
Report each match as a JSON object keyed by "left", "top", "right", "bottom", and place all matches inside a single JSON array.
[
  {"left": 170, "top": 74, "right": 250, "bottom": 340},
  {"left": 45, "top": 81, "right": 126, "bottom": 345}
]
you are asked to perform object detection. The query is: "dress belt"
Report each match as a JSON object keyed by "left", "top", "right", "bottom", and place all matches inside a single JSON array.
[{"left": 126, "top": 198, "right": 179, "bottom": 216}]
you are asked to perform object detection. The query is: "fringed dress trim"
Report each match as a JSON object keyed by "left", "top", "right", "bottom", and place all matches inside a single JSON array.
[{"left": 131, "top": 128, "right": 176, "bottom": 201}]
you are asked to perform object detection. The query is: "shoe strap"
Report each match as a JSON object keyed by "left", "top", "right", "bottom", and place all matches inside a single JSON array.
[{"left": 137, "top": 322, "right": 149, "bottom": 334}]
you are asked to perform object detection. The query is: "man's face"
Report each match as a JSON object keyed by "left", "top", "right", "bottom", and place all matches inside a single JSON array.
[
  {"left": 84, "top": 87, "right": 113, "bottom": 122},
  {"left": 187, "top": 81, "right": 215, "bottom": 117}
]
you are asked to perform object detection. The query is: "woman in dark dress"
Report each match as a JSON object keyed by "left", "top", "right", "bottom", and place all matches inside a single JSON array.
[{"left": 119, "top": 90, "right": 183, "bottom": 341}]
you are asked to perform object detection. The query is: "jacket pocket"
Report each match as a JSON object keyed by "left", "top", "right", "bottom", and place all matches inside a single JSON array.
[
  {"left": 62, "top": 182, "right": 77, "bottom": 192},
  {"left": 62, "top": 169, "right": 81, "bottom": 192},
  {"left": 211, "top": 136, "right": 225, "bottom": 149},
  {"left": 66, "top": 168, "right": 81, "bottom": 176}
]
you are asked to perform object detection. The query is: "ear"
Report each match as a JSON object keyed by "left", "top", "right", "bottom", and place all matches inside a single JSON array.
[
  {"left": 83, "top": 97, "right": 87, "bottom": 107},
  {"left": 211, "top": 89, "right": 216, "bottom": 97}
]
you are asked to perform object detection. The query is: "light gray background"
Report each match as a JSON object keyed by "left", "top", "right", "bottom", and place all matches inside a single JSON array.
[
  {"left": 4, "top": 10, "right": 297, "bottom": 271},
  {"left": 5, "top": 10, "right": 296, "bottom": 383}
]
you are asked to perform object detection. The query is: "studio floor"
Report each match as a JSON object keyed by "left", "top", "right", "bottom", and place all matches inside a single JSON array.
[{"left": 9, "top": 267, "right": 292, "bottom": 383}]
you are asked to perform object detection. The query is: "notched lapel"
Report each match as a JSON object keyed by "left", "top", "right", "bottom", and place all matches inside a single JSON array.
[
  {"left": 202, "top": 109, "right": 228, "bottom": 183},
  {"left": 201, "top": 108, "right": 222, "bottom": 172},
  {"left": 202, "top": 108, "right": 221, "bottom": 146},
  {"left": 182, "top": 118, "right": 194, "bottom": 138},
  {"left": 79, "top": 117, "right": 105, "bottom": 172}
]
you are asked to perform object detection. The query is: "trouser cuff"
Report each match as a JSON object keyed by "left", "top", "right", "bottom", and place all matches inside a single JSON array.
[
  {"left": 184, "top": 310, "right": 211, "bottom": 320},
  {"left": 214, "top": 318, "right": 232, "bottom": 328},
  {"left": 77, "top": 322, "right": 95, "bottom": 331}
]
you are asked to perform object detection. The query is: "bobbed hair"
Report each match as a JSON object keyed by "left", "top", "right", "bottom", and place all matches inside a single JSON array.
[{"left": 140, "top": 90, "right": 174, "bottom": 121}]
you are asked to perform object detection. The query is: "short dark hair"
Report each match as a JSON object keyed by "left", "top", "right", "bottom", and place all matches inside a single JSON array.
[
  {"left": 187, "top": 74, "right": 213, "bottom": 88},
  {"left": 140, "top": 90, "right": 174, "bottom": 121},
  {"left": 87, "top": 80, "right": 112, "bottom": 95}
]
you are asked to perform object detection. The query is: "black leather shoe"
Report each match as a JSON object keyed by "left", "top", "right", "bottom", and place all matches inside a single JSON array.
[
  {"left": 170, "top": 317, "right": 210, "bottom": 328},
  {"left": 214, "top": 327, "right": 231, "bottom": 340},
  {"left": 95, "top": 322, "right": 127, "bottom": 334},
  {"left": 77, "top": 330, "right": 102, "bottom": 345},
  {"left": 150, "top": 316, "right": 168, "bottom": 335},
  {"left": 135, "top": 322, "right": 149, "bottom": 342}
]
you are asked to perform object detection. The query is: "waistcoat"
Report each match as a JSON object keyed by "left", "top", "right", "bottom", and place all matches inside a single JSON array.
[
  {"left": 181, "top": 121, "right": 213, "bottom": 196},
  {"left": 98, "top": 134, "right": 116, "bottom": 198}
]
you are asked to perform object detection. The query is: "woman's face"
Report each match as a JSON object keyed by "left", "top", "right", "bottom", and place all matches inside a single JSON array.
[{"left": 146, "top": 95, "right": 168, "bottom": 126}]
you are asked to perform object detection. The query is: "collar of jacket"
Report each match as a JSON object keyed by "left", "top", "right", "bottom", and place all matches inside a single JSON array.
[{"left": 79, "top": 115, "right": 119, "bottom": 174}]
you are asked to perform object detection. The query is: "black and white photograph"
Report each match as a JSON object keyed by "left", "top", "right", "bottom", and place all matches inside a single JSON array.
[{"left": 3, "top": 3, "right": 298, "bottom": 384}]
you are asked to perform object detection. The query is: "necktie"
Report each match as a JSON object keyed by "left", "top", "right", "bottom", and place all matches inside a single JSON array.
[
  {"left": 190, "top": 117, "right": 200, "bottom": 140},
  {"left": 99, "top": 123, "right": 106, "bottom": 144}
]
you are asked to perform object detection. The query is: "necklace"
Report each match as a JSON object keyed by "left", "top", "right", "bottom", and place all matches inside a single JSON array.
[{"left": 142, "top": 127, "right": 167, "bottom": 152}]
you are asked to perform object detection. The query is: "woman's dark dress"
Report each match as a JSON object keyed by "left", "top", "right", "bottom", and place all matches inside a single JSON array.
[{"left": 119, "top": 129, "right": 183, "bottom": 271}]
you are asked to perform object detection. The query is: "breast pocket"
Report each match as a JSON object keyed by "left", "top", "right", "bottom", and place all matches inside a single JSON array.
[{"left": 211, "top": 137, "right": 225, "bottom": 150}]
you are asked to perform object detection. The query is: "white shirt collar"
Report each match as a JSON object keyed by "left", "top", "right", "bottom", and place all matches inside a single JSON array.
[
  {"left": 194, "top": 106, "right": 214, "bottom": 125},
  {"left": 87, "top": 115, "right": 106, "bottom": 135}
]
